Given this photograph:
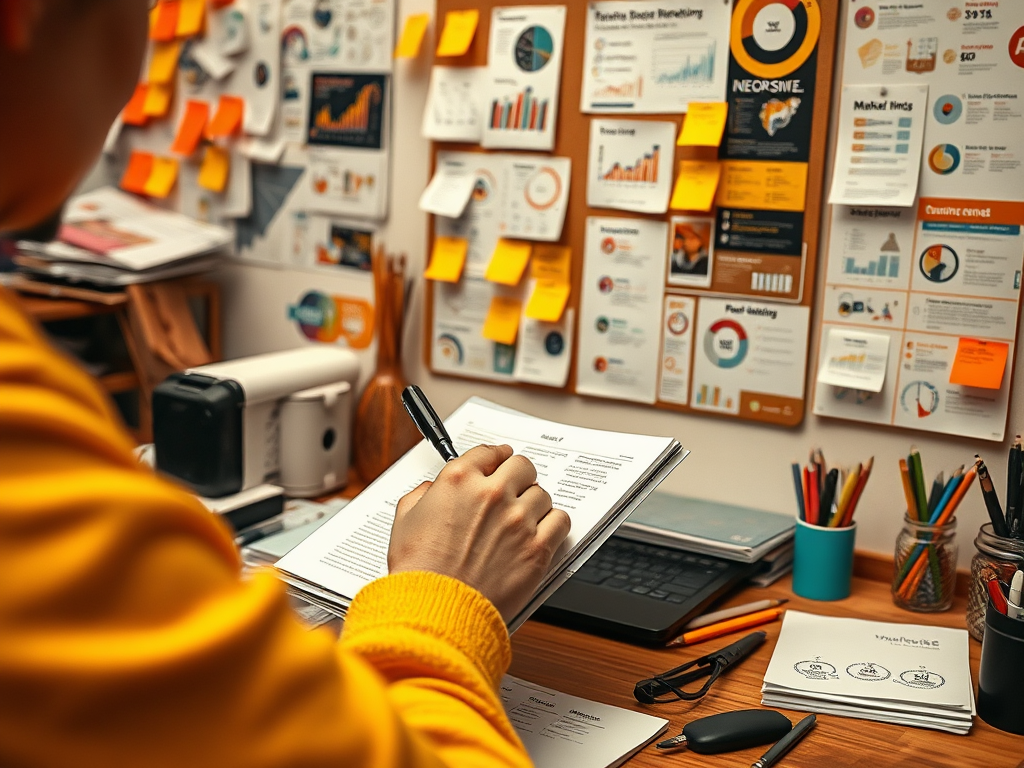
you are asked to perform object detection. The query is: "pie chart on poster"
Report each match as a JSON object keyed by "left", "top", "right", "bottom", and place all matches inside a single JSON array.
[
  {"left": 928, "top": 144, "right": 961, "bottom": 174},
  {"left": 933, "top": 95, "right": 963, "bottom": 124},
  {"left": 919, "top": 244, "right": 959, "bottom": 282},
  {"left": 704, "top": 319, "right": 749, "bottom": 368},
  {"left": 730, "top": 0, "right": 821, "bottom": 78},
  {"left": 515, "top": 25, "right": 555, "bottom": 72}
]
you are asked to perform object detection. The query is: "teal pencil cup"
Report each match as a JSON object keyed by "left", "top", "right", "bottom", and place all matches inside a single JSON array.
[{"left": 792, "top": 519, "right": 857, "bottom": 601}]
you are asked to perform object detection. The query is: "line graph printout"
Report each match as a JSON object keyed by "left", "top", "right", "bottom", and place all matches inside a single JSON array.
[
  {"left": 587, "top": 119, "right": 675, "bottom": 213},
  {"left": 581, "top": 0, "right": 730, "bottom": 114}
]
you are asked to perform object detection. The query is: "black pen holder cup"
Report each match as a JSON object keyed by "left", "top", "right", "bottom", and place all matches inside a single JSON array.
[{"left": 977, "top": 601, "right": 1024, "bottom": 735}]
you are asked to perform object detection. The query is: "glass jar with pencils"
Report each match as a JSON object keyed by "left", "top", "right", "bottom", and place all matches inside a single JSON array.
[
  {"left": 966, "top": 525, "right": 1024, "bottom": 641},
  {"left": 892, "top": 514, "right": 958, "bottom": 612}
]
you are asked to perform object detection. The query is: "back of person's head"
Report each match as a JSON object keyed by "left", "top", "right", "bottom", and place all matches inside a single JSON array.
[{"left": 0, "top": 0, "right": 147, "bottom": 236}]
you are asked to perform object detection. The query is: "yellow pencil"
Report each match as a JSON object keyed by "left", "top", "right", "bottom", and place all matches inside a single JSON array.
[{"left": 832, "top": 463, "right": 861, "bottom": 527}]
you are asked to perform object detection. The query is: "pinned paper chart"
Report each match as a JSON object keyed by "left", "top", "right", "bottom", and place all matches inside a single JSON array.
[{"left": 587, "top": 120, "right": 675, "bottom": 214}]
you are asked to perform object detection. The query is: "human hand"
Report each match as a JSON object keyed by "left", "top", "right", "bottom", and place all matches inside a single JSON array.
[{"left": 388, "top": 444, "right": 571, "bottom": 622}]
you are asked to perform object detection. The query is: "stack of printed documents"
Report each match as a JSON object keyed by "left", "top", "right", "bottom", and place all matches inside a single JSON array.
[
  {"left": 15, "top": 187, "right": 231, "bottom": 285},
  {"left": 762, "top": 611, "right": 975, "bottom": 734}
]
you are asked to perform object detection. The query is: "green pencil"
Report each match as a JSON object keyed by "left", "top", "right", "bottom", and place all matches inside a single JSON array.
[{"left": 909, "top": 447, "right": 928, "bottom": 522}]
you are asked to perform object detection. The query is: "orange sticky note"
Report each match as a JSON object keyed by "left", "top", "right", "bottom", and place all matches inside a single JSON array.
[
  {"left": 120, "top": 151, "right": 155, "bottom": 195},
  {"left": 678, "top": 102, "right": 729, "bottom": 147},
  {"left": 669, "top": 160, "right": 722, "bottom": 212},
  {"left": 485, "top": 239, "right": 532, "bottom": 285},
  {"left": 530, "top": 245, "right": 571, "bottom": 285},
  {"left": 121, "top": 84, "right": 150, "bottom": 126},
  {"left": 171, "top": 100, "right": 210, "bottom": 155},
  {"left": 148, "top": 41, "right": 181, "bottom": 85},
  {"left": 526, "top": 282, "right": 570, "bottom": 322},
  {"left": 436, "top": 9, "right": 479, "bottom": 57},
  {"left": 143, "top": 157, "right": 179, "bottom": 198},
  {"left": 424, "top": 236, "right": 468, "bottom": 282},
  {"left": 150, "top": 0, "right": 180, "bottom": 42},
  {"left": 176, "top": 0, "right": 206, "bottom": 36},
  {"left": 395, "top": 13, "right": 430, "bottom": 58},
  {"left": 482, "top": 296, "right": 523, "bottom": 345},
  {"left": 950, "top": 338, "right": 1009, "bottom": 389},
  {"left": 142, "top": 81, "right": 173, "bottom": 117},
  {"left": 198, "top": 145, "right": 230, "bottom": 193},
  {"left": 206, "top": 95, "right": 244, "bottom": 138}
]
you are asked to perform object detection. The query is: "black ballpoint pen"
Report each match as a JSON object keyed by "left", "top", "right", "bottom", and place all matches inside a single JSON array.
[
  {"left": 402, "top": 385, "right": 459, "bottom": 462},
  {"left": 751, "top": 713, "right": 816, "bottom": 768}
]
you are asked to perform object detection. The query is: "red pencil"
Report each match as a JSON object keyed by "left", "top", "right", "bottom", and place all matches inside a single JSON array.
[
  {"left": 987, "top": 578, "right": 1008, "bottom": 615},
  {"left": 807, "top": 463, "right": 820, "bottom": 525},
  {"left": 840, "top": 456, "right": 873, "bottom": 527}
]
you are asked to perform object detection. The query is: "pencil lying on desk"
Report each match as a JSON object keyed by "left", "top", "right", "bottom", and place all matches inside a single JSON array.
[{"left": 667, "top": 608, "right": 785, "bottom": 647}]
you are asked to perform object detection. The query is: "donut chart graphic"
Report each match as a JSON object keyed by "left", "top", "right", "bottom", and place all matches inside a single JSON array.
[
  {"left": 919, "top": 244, "right": 959, "bottom": 283},
  {"left": 436, "top": 333, "right": 464, "bottom": 365},
  {"left": 730, "top": 0, "right": 821, "bottom": 79},
  {"left": 900, "top": 380, "right": 939, "bottom": 418},
  {"left": 932, "top": 95, "right": 962, "bottom": 124},
  {"left": 928, "top": 144, "right": 961, "bottom": 174},
  {"left": 703, "top": 319, "right": 749, "bottom": 369}
]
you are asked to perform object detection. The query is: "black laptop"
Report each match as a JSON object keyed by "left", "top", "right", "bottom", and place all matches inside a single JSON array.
[{"left": 536, "top": 534, "right": 758, "bottom": 645}]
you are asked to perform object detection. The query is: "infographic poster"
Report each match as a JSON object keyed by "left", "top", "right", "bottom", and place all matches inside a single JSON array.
[
  {"left": 580, "top": 0, "right": 731, "bottom": 113},
  {"left": 587, "top": 119, "right": 676, "bottom": 213},
  {"left": 483, "top": 5, "right": 566, "bottom": 151},
  {"left": 690, "top": 297, "right": 810, "bottom": 425}
]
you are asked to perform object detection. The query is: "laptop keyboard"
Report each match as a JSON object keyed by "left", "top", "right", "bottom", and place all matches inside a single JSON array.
[{"left": 572, "top": 537, "right": 731, "bottom": 604}]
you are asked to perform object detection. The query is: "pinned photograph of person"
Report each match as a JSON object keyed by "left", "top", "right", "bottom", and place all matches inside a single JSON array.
[{"left": 667, "top": 216, "right": 714, "bottom": 288}]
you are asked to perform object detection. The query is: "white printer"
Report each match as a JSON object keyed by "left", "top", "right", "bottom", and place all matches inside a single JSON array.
[{"left": 153, "top": 347, "right": 360, "bottom": 498}]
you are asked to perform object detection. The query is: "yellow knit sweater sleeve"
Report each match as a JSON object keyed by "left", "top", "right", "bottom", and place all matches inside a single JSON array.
[{"left": 0, "top": 287, "right": 532, "bottom": 768}]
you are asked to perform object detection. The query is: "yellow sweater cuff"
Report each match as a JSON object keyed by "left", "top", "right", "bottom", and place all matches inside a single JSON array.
[{"left": 342, "top": 571, "right": 511, "bottom": 688}]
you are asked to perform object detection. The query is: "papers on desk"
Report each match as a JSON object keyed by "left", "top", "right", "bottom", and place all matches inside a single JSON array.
[
  {"left": 501, "top": 676, "right": 667, "bottom": 768},
  {"left": 275, "top": 397, "right": 686, "bottom": 632},
  {"left": 761, "top": 611, "right": 975, "bottom": 735},
  {"left": 16, "top": 187, "right": 231, "bottom": 279}
]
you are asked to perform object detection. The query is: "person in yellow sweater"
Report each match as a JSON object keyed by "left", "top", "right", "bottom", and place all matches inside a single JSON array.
[{"left": 0, "top": 2, "right": 570, "bottom": 766}]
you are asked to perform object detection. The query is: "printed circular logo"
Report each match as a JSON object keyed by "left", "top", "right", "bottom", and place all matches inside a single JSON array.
[
  {"left": 599, "top": 276, "right": 614, "bottom": 293},
  {"left": 594, "top": 357, "right": 608, "bottom": 373},
  {"left": 544, "top": 331, "right": 564, "bottom": 356},
  {"left": 289, "top": 291, "right": 336, "bottom": 342},
  {"left": 436, "top": 333, "right": 464, "bottom": 365},
  {"left": 919, "top": 244, "right": 959, "bottom": 282},
  {"left": 854, "top": 6, "right": 875, "bottom": 29},
  {"left": 847, "top": 662, "right": 891, "bottom": 681},
  {"left": 601, "top": 237, "right": 616, "bottom": 254},
  {"left": 515, "top": 25, "right": 555, "bottom": 72},
  {"left": 596, "top": 316, "right": 610, "bottom": 332},
  {"left": 897, "top": 669, "right": 945, "bottom": 689},
  {"left": 928, "top": 143, "right": 961, "bottom": 174},
  {"left": 794, "top": 660, "right": 839, "bottom": 680},
  {"left": 730, "top": 0, "right": 821, "bottom": 79},
  {"left": 667, "top": 311, "right": 690, "bottom": 335},
  {"left": 1009, "top": 26, "right": 1024, "bottom": 69},
  {"left": 932, "top": 95, "right": 962, "bottom": 124},
  {"left": 703, "top": 319, "right": 749, "bottom": 369}
]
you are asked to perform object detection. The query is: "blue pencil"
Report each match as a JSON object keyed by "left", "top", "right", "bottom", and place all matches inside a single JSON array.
[
  {"left": 791, "top": 462, "right": 806, "bottom": 521},
  {"left": 929, "top": 469, "right": 964, "bottom": 524}
]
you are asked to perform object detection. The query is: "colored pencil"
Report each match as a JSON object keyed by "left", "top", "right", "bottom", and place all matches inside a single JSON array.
[
  {"left": 840, "top": 456, "right": 872, "bottom": 527},
  {"left": 926, "top": 471, "right": 945, "bottom": 516},
  {"left": 791, "top": 462, "right": 805, "bottom": 522},
  {"left": 832, "top": 463, "right": 861, "bottom": 528},
  {"left": 898, "top": 458, "right": 917, "bottom": 519},
  {"left": 909, "top": 447, "right": 928, "bottom": 522},
  {"left": 807, "top": 463, "right": 820, "bottom": 526},
  {"left": 667, "top": 607, "right": 785, "bottom": 647}
]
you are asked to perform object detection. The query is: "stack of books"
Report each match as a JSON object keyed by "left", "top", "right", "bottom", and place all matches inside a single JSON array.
[
  {"left": 762, "top": 611, "right": 975, "bottom": 734},
  {"left": 616, "top": 493, "right": 795, "bottom": 584},
  {"left": 275, "top": 397, "right": 687, "bottom": 632}
]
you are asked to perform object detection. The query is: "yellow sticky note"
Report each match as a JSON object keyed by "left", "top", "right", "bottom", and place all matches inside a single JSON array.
[
  {"left": 485, "top": 239, "right": 532, "bottom": 285},
  {"left": 424, "top": 236, "right": 468, "bottom": 282},
  {"left": 395, "top": 13, "right": 430, "bottom": 58},
  {"left": 143, "top": 157, "right": 179, "bottom": 198},
  {"left": 526, "top": 282, "right": 570, "bottom": 322},
  {"left": 482, "top": 296, "right": 523, "bottom": 345},
  {"left": 678, "top": 102, "right": 729, "bottom": 147},
  {"left": 950, "top": 338, "right": 1009, "bottom": 389},
  {"left": 436, "top": 9, "right": 479, "bottom": 57},
  {"left": 142, "top": 81, "right": 173, "bottom": 117},
  {"left": 198, "top": 145, "right": 230, "bottom": 193},
  {"left": 669, "top": 160, "right": 722, "bottom": 212},
  {"left": 530, "top": 245, "right": 571, "bottom": 285},
  {"left": 176, "top": 0, "right": 205, "bottom": 36},
  {"left": 148, "top": 41, "right": 181, "bottom": 85},
  {"left": 716, "top": 160, "right": 807, "bottom": 211}
]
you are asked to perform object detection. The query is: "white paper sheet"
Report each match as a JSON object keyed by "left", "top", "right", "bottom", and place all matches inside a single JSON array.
[
  {"left": 419, "top": 156, "right": 479, "bottom": 218},
  {"left": 586, "top": 120, "right": 675, "bottom": 213},
  {"left": 514, "top": 307, "right": 574, "bottom": 387},
  {"left": 816, "top": 327, "right": 890, "bottom": 392},
  {"left": 422, "top": 66, "right": 487, "bottom": 142}
]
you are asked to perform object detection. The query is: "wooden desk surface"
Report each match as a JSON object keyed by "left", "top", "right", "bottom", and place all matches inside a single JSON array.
[{"left": 509, "top": 575, "right": 1024, "bottom": 768}]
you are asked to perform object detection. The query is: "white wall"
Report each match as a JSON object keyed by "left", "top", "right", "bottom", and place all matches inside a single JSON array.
[{"left": 215, "top": 0, "right": 1021, "bottom": 570}]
